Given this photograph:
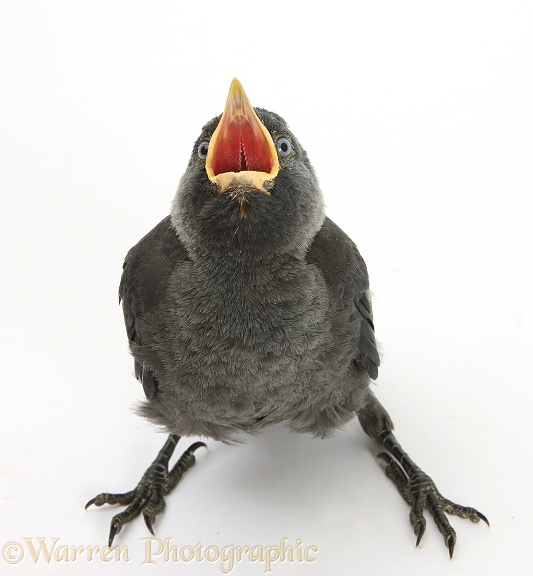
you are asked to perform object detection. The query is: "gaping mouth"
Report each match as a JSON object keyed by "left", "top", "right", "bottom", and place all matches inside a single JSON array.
[{"left": 205, "top": 78, "right": 279, "bottom": 194}]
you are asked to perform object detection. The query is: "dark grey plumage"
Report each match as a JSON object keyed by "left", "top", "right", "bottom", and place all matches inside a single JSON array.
[
  {"left": 121, "top": 109, "right": 380, "bottom": 442},
  {"left": 87, "top": 84, "right": 487, "bottom": 554}
]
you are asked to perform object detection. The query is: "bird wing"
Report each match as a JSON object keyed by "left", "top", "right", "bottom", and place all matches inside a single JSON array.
[
  {"left": 119, "top": 216, "right": 190, "bottom": 399},
  {"left": 305, "top": 217, "right": 380, "bottom": 379}
]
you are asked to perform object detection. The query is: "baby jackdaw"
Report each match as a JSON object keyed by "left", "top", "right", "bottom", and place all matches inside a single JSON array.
[{"left": 86, "top": 79, "right": 487, "bottom": 557}]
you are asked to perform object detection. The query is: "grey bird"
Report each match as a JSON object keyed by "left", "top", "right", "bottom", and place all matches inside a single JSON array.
[{"left": 86, "top": 78, "right": 487, "bottom": 557}]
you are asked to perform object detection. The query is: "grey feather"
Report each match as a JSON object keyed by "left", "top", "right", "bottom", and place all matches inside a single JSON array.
[
  {"left": 93, "top": 94, "right": 488, "bottom": 554},
  {"left": 120, "top": 108, "right": 380, "bottom": 442}
]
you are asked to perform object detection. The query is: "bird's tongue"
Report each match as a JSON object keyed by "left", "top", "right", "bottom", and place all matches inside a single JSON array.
[
  {"left": 206, "top": 79, "right": 279, "bottom": 194},
  {"left": 210, "top": 116, "right": 274, "bottom": 175}
]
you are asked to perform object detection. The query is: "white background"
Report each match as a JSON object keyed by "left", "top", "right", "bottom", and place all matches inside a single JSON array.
[{"left": 1, "top": 1, "right": 532, "bottom": 575}]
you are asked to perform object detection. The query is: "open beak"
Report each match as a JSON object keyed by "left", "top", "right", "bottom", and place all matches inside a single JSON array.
[{"left": 206, "top": 78, "right": 279, "bottom": 194}]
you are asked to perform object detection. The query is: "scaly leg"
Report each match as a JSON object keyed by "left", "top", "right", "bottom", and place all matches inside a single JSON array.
[
  {"left": 358, "top": 393, "right": 488, "bottom": 558},
  {"left": 85, "top": 435, "right": 206, "bottom": 546}
]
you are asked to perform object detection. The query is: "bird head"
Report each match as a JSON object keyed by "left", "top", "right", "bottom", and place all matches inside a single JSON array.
[{"left": 171, "top": 79, "right": 325, "bottom": 261}]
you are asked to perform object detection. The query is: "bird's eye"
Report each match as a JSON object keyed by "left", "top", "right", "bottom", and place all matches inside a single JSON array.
[
  {"left": 276, "top": 137, "right": 292, "bottom": 157},
  {"left": 197, "top": 141, "right": 209, "bottom": 159}
]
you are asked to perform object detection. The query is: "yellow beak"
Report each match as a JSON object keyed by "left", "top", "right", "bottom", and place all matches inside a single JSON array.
[{"left": 205, "top": 78, "right": 279, "bottom": 194}]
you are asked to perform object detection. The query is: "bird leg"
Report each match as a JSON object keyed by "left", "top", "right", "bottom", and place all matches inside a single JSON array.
[
  {"left": 85, "top": 435, "right": 206, "bottom": 546},
  {"left": 358, "top": 394, "right": 488, "bottom": 558}
]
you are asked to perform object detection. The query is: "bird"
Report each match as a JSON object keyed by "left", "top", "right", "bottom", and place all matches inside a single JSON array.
[{"left": 86, "top": 78, "right": 488, "bottom": 557}]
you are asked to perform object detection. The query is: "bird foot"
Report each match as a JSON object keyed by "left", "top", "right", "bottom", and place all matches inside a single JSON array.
[
  {"left": 85, "top": 435, "right": 206, "bottom": 546},
  {"left": 376, "top": 431, "right": 488, "bottom": 558}
]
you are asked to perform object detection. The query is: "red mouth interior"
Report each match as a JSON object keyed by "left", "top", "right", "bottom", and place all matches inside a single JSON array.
[{"left": 211, "top": 117, "right": 274, "bottom": 176}]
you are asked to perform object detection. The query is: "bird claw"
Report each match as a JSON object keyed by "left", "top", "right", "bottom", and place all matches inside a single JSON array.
[
  {"left": 376, "top": 431, "right": 488, "bottom": 558},
  {"left": 446, "top": 532, "right": 456, "bottom": 559},
  {"left": 144, "top": 513, "right": 155, "bottom": 535},
  {"left": 108, "top": 519, "right": 121, "bottom": 547},
  {"left": 415, "top": 522, "right": 426, "bottom": 547},
  {"left": 476, "top": 511, "right": 490, "bottom": 527},
  {"left": 86, "top": 436, "right": 206, "bottom": 545}
]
